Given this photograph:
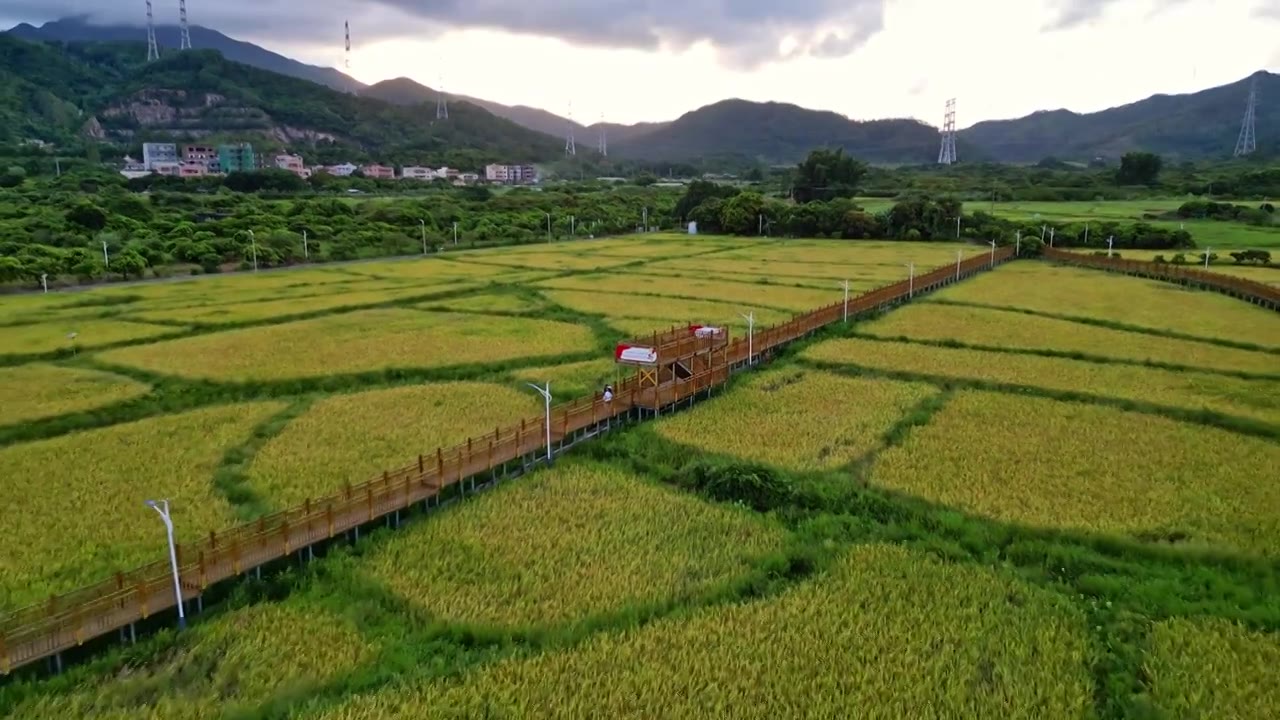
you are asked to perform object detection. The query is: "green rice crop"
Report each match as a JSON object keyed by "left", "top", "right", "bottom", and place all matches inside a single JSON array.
[
  {"left": 95, "top": 309, "right": 598, "bottom": 382},
  {"left": 315, "top": 544, "right": 1093, "bottom": 719},
  {"left": 0, "top": 364, "right": 150, "bottom": 426},
  {"left": 872, "top": 391, "right": 1280, "bottom": 555},
  {"left": 657, "top": 367, "right": 937, "bottom": 471},
  {"left": 356, "top": 460, "right": 784, "bottom": 627}
]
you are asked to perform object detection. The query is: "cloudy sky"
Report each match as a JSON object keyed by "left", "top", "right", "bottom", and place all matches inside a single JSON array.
[{"left": 3, "top": 0, "right": 1277, "bottom": 127}]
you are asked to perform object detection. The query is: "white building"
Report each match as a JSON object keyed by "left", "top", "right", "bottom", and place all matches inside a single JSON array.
[
  {"left": 142, "top": 143, "right": 178, "bottom": 170},
  {"left": 485, "top": 163, "right": 537, "bottom": 185},
  {"left": 327, "top": 162, "right": 358, "bottom": 177},
  {"left": 459, "top": 172, "right": 480, "bottom": 184},
  {"left": 401, "top": 166, "right": 437, "bottom": 181}
]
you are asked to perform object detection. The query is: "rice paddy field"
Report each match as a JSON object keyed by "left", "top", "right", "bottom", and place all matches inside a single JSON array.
[{"left": 1, "top": 232, "right": 1277, "bottom": 719}]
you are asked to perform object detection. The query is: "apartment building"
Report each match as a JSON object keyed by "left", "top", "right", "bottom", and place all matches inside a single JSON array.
[
  {"left": 142, "top": 143, "right": 178, "bottom": 170},
  {"left": 326, "top": 162, "right": 358, "bottom": 177},
  {"left": 401, "top": 166, "right": 437, "bottom": 181},
  {"left": 274, "top": 154, "right": 311, "bottom": 178},
  {"left": 484, "top": 163, "right": 537, "bottom": 185},
  {"left": 362, "top": 164, "right": 396, "bottom": 180},
  {"left": 218, "top": 143, "right": 258, "bottom": 173}
]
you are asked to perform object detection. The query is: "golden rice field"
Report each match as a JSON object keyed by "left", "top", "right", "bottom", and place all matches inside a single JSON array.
[
  {"left": 801, "top": 338, "right": 1280, "bottom": 426},
  {"left": 0, "top": 402, "right": 285, "bottom": 608},
  {"left": 871, "top": 391, "right": 1280, "bottom": 554},
  {"left": 419, "top": 291, "right": 538, "bottom": 314},
  {"left": 932, "top": 263, "right": 1280, "bottom": 348},
  {"left": 536, "top": 272, "right": 840, "bottom": 312},
  {"left": 643, "top": 257, "right": 921, "bottom": 283},
  {"left": 95, "top": 309, "right": 598, "bottom": 382},
  {"left": 1146, "top": 618, "right": 1280, "bottom": 719},
  {"left": 358, "top": 461, "right": 784, "bottom": 627},
  {"left": 715, "top": 239, "right": 977, "bottom": 266},
  {"left": 314, "top": 544, "right": 1093, "bottom": 719},
  {"left": 657, "top": 368, "right": 936, "bottom": 471},
  {"left": 5, "top": 317, "right": 180, "bottom": 355},
  {"left": 8, "top": 602, "right": 378, "bottom": 720},
  {"left": 511, "top": 358, "right": 621, "bottom": 399},
  {"left": 125, "top": 283, "right": 473, "bottom": 325},
  {"left": 247, "top": 383, "right": 542, "bottom": 508},
  {"left": 540, "top": 289, "right": 791, "bottom": 328},
  {"left": 450, "top": 252, "right": 639, "bottom": 271},
  {"left": 860, "top": 302, "right": 1280, "bottom": 375},
  {"left": 0, "top": 364, "right": 150, "bottom": 426}
]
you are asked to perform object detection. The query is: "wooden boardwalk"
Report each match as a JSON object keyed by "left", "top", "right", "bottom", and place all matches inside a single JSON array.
[
  {"left": 1, "top": 247, "right": 1017, "bottom": 675},
  {"left": 1045, "top": 248, "right": 1280, "bottom": 310}
]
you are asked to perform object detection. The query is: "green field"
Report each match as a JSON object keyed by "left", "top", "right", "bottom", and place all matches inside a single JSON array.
[{"left": 0, "top": 233, "right": 1276, "bottom": 719}]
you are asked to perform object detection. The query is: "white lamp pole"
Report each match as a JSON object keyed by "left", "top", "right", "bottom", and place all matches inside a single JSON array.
[
  {"left": 145, "top": 499, "right": 186, "bottom": 630},
  {"left": 1083, "top": 223, "right": 1090, "bottom": 245},
  {"left": 247, "top": 230, "right": 258, "bottom": 272},
  {"left": 740, "top": 311, "right": 755, "bottom": 364},
  {"left": 1049, "top": 227, "right": 1056, "bottom": 248},
  {"left": 841, "top": 280, "right": 850, "bottom": 322},
  {"left": 102, "top": 240, "right": 110, "bottom": 268},
  {"left": 41, "top": 273, "right": 48, "bottom": 293},
  {"left": 303, "top": 229, "right": 309, "bottom": 259},
  {"left": 419, "top": 219, "right": 427, "bottom": 255},
  {"left": 905, "top": 262, "right": 915, "bottom": 298},
  {"left": 1015, "top": 230, "right": 1021, "bottom": 256},
  {"left": 546, "top": 212, "right": 552, "bottom": 242},
  {"left": 988, "top": 240, "right": 997, "bottom": 266},
  {"left": 1107, "top": 236, "right": 1115, "bottom": 258},
  {"left": 955, "top": 216, "right": 961, "bottom": 239},
  {"left": 1204, "top": 247, "right": 1212, "bottom": 269},
  {"left": 452, "top": 222, "right": 458, "bottom": 245},
  {"left": 526, "top": 382, "right": 553, "bottom": 461},
  {"left": 955, "top": 250, "right": 962, "bottom": 280}
]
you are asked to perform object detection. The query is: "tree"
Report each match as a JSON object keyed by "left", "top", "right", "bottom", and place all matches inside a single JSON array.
[
  {"left": 1116, "top": 152, "right": 1162, "bottom": 185},
  {"left": 793, "top": 149, "right": 866, "bottom": 204},
  {"left": 65, "top": 202, "right": 108, "bottom": 231},
  {"left": 113, "top": 250, "right": 147, "bottom": 279},
  {"left": 719, "top": 192, "right": 766, "bottom": 235},
  {"left": 0, "top": 256, "right": 25, "bottom": 283}
]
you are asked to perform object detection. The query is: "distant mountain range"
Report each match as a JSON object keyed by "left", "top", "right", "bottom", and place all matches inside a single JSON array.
[{"left": 4, "top": 17, "right": 1276, "bottom": 164}]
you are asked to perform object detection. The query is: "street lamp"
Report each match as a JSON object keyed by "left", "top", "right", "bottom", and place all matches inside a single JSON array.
[
  {"left": 419, "top": 219, "right": 427, "bottom": 255},
  {"left": 955, "top": 250, "right": 963, "bottom": 280},
  {"left": 740, "top": 311, "right": 755, "bottom": 364},
  {"left": 1106, "top": 236, "right": 1115, "bottom": 258},
  {"left": 40, "top": 273, "right": 48, "bottom": 293},
  {"left": 452, "top": 222, "right": 458, "bottom": 246},
  {"left": 145, "top": 499, "right": 186, "bottom": 630},
  {"left": 247, "top": 230, "right": 258, "bottom": 272},
  {"left": 1015, "top": 230, "right": 1021, "bottom": 256},
  {"left": 1204, "top": 247, "right": 1212, "bottom": 269},
  {"left": 526, "top": 382, "right": 553, "bottom": 462},
  {"left": 302, "top": 229, "right": 309, "bottom": 260},
  {"left": 1048, "top": 227, "right": 1056, "bottom": 248},
  {"left": 955, "top": 216, "right": 961, "bottom": 239},
  {"left": 546, "top": 212, "right": 552, "bottom": 242},
  {"left": 102, "top": 239, "right": 110, "bottom": 268},
  {"left": 841, "top": 280, "right": 851, "bottom": 322},
  {"left": 905, "top": 262, "right": 915, "bottom": 298},
  {"left": 1083, "top": 223, "right": 1090, "bottom": 245},
  {"left": 988, "top": 240, "right": 997, "bottom": 266}
]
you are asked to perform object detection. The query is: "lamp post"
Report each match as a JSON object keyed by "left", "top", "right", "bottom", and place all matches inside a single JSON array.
[
  {"left": 526, "top": 382, "right": 553, "bottom": 462},
  {"left": 841, "top": 280, "right": 850, "bottom": 322},
  {"left": 1107, "top": 236, "right": 1115, "bottom": 258},
  {"left": 145, "top": 499, "right": 186, "bottom": 630},
  {"left": 247, "top": 230, "right": 258, "bottom": 272},
  {"left": 642, "top": 207, "right": 649, "bottom": 232},
  {"left": 303, "top": 229, "right": 309, "bottom": 260},
  {"left": 740, "top": 311, "right": 755, "bottom": 364},
  {"left": 452, "top": 222, "right": 458, "bottom": 245},
  {"left": 102, "top": 239, "right": 110, "bottom": 268},
  {"left": 955, "top": 250, "right": 962, "bottom": 280},
  {"left": 1049, "top": 227, "right": 1056, "bottom": 248},
  {"left": 419, "top": 219, "right": 427, "bottom": 255},
  {"left": 988, "top": 240, "right": 997, "bottom": 266},
  {"left": 1204, "top": 247, "right": 1212, "bottom": 269},
  {"left": 905, "top": 262, "right": 915, "bottom": 298},
  {"left": 1015, "top": 230, "right": 1021, "bottom": 256},
  {"left": 1083, "top": 222, "right": 1090, "bottom": 245},
  {"left": 40, "top": 273, "right": 48, "bottom": 293},
  {"left": 546, "top": 213, "right": 552, "bottom": 242},
  {"left": 955, "top": 216, "right": 961, "bottom": 239}
]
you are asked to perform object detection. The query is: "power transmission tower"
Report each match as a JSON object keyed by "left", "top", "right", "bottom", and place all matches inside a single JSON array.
[
  {"left": 938, "top": 98, "right": 957, "bottom": 165},
  {"left": 437, "top": 73, "right": 448, "bottom": 120},
  {"left": 598, "top": 114, "right": 607, "bottom": 156},
  {"left": 1234, "top": 76, "right": 1258, "bottom": 157},
  {"left": 178, "top": 0, "right": 192, "bottom": 50},
  {"left": 146, "top": 0, "right": 159, "bottom": 61},
  {"left": 344, "top": 21, "right": 351, "bottom": 70},
  {"left": 565, "top": 103, "right": 576, "bottom": 157}
]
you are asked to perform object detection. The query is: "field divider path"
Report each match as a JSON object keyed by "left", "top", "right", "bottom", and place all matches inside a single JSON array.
[
  {"left": 1044, "top": 248, "right": 1280, "bottom": 311},
  {"left": 0, "top": 247, "right": 1018, "bottom": 677}
]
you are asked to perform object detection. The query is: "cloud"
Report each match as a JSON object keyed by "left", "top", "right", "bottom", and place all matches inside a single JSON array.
[
  {"left": 1256, "top": 1, "right": 1280, "bottom": 21},
  {"left": 3, "top": 0, "right": 888, "bottom": 66},
  {"left": 1042, "top": 0, "right": 1190, "bottom": 31}
]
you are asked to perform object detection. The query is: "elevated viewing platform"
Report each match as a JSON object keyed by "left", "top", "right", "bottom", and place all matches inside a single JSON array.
[{"left": 616, "top": 323, "right": 732, "bottom": 411}]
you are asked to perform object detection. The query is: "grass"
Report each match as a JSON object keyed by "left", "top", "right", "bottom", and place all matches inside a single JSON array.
[
  {"left": 656, "top": 367, "right": 937, "bottom": 471},
  {"left": 1, "top": 318, "right": 181, "bottom": 357},
  {"left": 316, "top": 544, "right": 1093, "bottom": 719},
  {"left": 95, "top": 309, "right": 599, "bottom": 382},
  {"left": 357, "top": 460, "right": 785, "bottom": 628},
  {"left": 1145, "top": 618, "right": 1280, "bottom": 718},
  {"left": 802, "top": 338, "right": 1280, "bottom": 427},
  {"left": 871, "top": 391, "right": 1280, "bottom": 555},
  {"left": 0, "top": 364, "right": 151, "bottom": 427},
  {"left": 7, "top": 601, "right": 379, "bottom": 719},
  {"left": 535, "top": 272, "right": 842, "bottom": 312},
  {"left": 0, "top": 402, "right": 285, "bottom": 608},
  {"left": 860, "top": 302, "right": 1280, "bottom": 376},
  {"left": 246, "top": 383, "right": 542, "bottom": 509},
  {"left": 929, "top": 263, "right": 1280, "bottom": 348}
]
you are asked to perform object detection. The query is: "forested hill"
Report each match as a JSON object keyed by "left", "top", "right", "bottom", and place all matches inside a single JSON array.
[
  {"left": 7, "top": 17, "right": 364, "bottom": 93},
  {"left": 960, "top": 71, "right": 1278, "bottom": 163},
  {"left": 0, "top": 36, "right": 564, "bottom": 166},
  {"left": 607, "top": 99, "right": 966, "bottom": 165}
]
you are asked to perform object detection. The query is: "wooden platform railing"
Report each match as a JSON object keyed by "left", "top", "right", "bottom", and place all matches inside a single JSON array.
[
  {"left": 0, "top": 245, "right": 1016, "bottom": 676},
  {"left": 1044, "top": 248, "right": 1280, "bottom": 310}
]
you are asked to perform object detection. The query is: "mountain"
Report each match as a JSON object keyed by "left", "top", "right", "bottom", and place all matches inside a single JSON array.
[
  {"left": 0, "top": 35, "right": 563, "bottom": 165},
  {"left": 958, "top": 71, "right": 1278, "bottom": 162},
  {"left": 608, "top": 99, "right": 952, "bottom": 165},
  {"left": 6, "top": 16, "right": 364, "bottom": 93}
]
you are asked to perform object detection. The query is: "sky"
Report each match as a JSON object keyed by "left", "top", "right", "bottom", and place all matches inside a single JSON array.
[{"left": 2, "top": 0, "right": 1278, "bottom": 128}]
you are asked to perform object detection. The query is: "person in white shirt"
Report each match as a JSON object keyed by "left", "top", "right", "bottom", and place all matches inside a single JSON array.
[{"left": 603, "top": 385, "right": 614, "bottom": 403}]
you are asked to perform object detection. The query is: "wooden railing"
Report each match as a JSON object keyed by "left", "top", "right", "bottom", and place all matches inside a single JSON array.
[
  {"left": 0, "top": 245, "right": 1016, "bottom": 675},
  {"left": 1044, "top": 248, "right": 1280, "bottom": 310}
]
